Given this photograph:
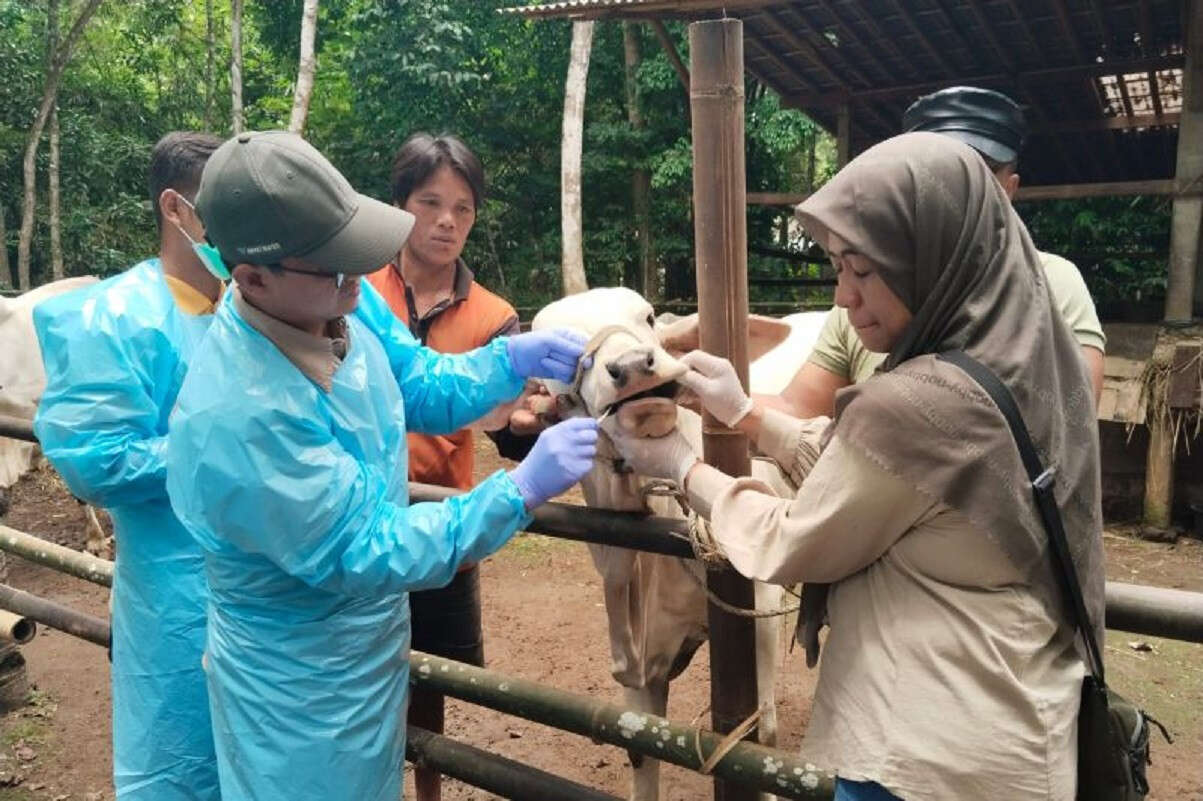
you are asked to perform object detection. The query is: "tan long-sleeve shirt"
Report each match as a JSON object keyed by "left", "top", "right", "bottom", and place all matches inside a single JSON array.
[{"left": 689, "top": 409, "right": 1084, "bottom": 801}]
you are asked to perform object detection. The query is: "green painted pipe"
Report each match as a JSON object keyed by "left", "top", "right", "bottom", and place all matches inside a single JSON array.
[
  {"left": 410, "top": 650, "right": 835, "bottom": 800},
  {"left": 0, "top": 525, "right": 113, "bottom": 587},
  {"left": 406, "top": 725, "right": 621, "bottom": 801}
]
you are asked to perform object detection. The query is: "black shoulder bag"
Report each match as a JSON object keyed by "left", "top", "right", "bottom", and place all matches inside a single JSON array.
[{"left": 937, "top": 350, "right": 1168, "bottom": 801}]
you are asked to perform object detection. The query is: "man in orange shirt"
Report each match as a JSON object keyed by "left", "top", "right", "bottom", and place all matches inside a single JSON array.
[{"left": 366, "top": 133, "right": 535, "bottom": 801}]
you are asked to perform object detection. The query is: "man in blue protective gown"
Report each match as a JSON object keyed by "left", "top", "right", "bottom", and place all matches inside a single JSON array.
[
  {"left": 33, "top": 132, "right": 226, "bottom": 800},
  {"left": 165, "top": 130, "right": 598, "bottom": 801}
]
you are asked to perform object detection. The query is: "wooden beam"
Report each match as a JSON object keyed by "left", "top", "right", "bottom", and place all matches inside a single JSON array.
[
  {"left": 1050, "top": 0, "right": 1089, "bottom": 62},
  {"left": 1168, "top": 0, "right": 1203, "bottom": 321},
  {"left": 502, "top": 0, "right": 779, "bottom": 20},
  {"left": 1034, "top": 112, "right": 1181, "bottom": 132},
  {"left": 757, "top": 9, "right": 848, "bottom": 89},
  {"left": 960, "top": 0, "right": 1017, "bottom": 72},
  {"left": 753, "top": 9, "right": 895, "bottom": 135},
  {"left": 1014, "top": 179, "right": 1178, "bottom": 200},
  {"left": 647, "top": 19, "right": 689, "bottom": 95},
  {"left": 747, "top": 179, "right": 1182, "bottom": 206},
  {"left": 832, "top": 0, "right": 924, "bottom": 81},
  {"left": 744, "top": 35, "right": 823, "bottom": 95},
  {"left": 1117, "top": 72, "right": 1137, "bottom": 118},
  {"left": 1138, "top": 0, "right": 1154, "bottom": 53},
  {"left": 1089, "top": 0, "right": 1114, "bottom": 51},
  {"left": 800, "top": 0, "right": 896, "bottom": 85},
  {"left": 687, "top": 19, "right": 758, "bottom": 801},
  {"left": 929, "top": 0, "right": 990, "bottom": 71},
  {"left": 999, "top": 0, "right": 1044, "bottom": 64},
  {"left": 1149, "top": 71, "right": 1165, "bottom": 117},
  {"left": 882, "top": 0, "right": 961, "bottom": 75},
  {"left": 782, "top": 54, "right": 1186, "bottom": 108}
]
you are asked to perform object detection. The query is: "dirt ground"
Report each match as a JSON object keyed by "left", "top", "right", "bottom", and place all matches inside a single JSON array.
[{"left": 0, "top": 440, "right": 1199, "bottom": 801}]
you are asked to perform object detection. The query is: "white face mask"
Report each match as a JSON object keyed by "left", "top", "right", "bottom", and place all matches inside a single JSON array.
[{"left": 171, "top": 192, "right": 230, "bottom": 281}]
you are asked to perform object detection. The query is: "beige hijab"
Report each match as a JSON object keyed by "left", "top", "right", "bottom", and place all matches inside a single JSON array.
[{"left": 796, "top": 132, "right": 1105, "bottom": 654}]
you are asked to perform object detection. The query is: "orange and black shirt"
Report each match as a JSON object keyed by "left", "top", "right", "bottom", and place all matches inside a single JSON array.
[{"left": 366, "top": 260, "right": 535, "bottom": 491}]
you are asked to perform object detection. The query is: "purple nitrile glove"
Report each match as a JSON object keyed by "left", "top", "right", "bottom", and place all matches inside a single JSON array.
[
  {"left": 507, "top": 329, "right": 588, "bottom": 383},
  {"left": 508, "top": 417, "right": 599, "bottom": 510}
]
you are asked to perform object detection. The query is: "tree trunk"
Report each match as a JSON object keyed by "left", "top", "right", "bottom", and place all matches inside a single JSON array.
[
  {"left": 230, "top": 0, "right": 244, "bottom": 134},
  {"left": 288, "top": 0, "right": 319, "bottom": 136},
  {"left": 623, "top": 22, "right": 657, "bottom": 302},
  {"left": 16, "top": 0, "right": 104, "bottom": 290},
  {"left": 48, "top": 0, "right": 63, "bottom": 281},
  {"left": 560, "top": 20, "right": 593, "bottom": 297},
  {"left": 0, "top": 204, "right": 11, "bottom": 289},
  {"left": 803, "top": 130, "right": 816, "bottom": 193},
  {"left": 204, "top": 0, "right": 215, "bottom": 131},
  {"left": 48, "top": 109, "right": 62, "bottom": 280}
]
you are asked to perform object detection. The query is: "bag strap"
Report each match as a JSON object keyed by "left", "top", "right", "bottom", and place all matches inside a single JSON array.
[{"left": 936, "top": 350, "right": 1106, "bottom": 684}]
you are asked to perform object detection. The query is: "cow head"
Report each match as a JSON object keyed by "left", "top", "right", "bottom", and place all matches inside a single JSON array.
[{"left": 531, "top": 288, "right": 687, "bottom": 439}]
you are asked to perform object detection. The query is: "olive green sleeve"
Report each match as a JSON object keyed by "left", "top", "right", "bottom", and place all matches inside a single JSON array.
[{"left": 1039, "top": 251, "right": 1106, "bottom": 353}]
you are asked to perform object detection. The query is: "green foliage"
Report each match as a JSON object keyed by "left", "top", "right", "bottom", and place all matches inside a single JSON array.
[
  {"left": 1019, "top": 195, "right": 1171, "bottom": 309},
  {"left": 1, "top": 0, "right": 1166, "bottom": 315}
]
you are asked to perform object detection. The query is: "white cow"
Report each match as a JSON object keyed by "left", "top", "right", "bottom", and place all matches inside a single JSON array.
[
  {"left": 0, "top": 277, "right": 99, "bottom": 531},
  {"left": 532, "top": 288, "right": 825, "bottom": 801}
]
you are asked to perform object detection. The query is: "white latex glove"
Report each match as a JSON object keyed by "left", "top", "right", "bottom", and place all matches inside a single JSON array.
[
  {"left": 607, "top": 427, "right": 700, "bottom": 486},
  {"left": 679, "top": 350, "right": 754, "bottom": 427}
]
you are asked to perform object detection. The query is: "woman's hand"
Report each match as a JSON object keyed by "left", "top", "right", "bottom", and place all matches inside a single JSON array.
[
  {"left": 607, "top": 428, "right": 700, "bottom": 486},
  {"left": 679, "top": 350, "right": 754, "bottom": 427}
]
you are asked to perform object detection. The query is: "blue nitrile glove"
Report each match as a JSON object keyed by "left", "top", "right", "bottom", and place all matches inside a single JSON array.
[
  {"left": 507, "top": 329, "right": 588, "bottom": 383},
  {"left": 508, "top": 417, "right": 599, "bottom": 509}
]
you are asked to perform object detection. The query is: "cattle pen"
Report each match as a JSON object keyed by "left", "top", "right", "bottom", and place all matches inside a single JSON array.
[
  {"left": 2, "top": 2, "right": 1202, "bottom": 797},
  {"left": 1, "top": 413, "right": 1202, "bottom": 799}
]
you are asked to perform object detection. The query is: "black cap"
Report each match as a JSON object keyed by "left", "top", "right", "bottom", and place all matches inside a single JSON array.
[{"left": 902, "top": 86, "right": 1028, "bottom": 165}]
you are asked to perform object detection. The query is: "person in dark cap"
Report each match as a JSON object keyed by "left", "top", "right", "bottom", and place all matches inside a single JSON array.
[{"left": 769, "top": 85, "right": 1105, "bottom": 418}]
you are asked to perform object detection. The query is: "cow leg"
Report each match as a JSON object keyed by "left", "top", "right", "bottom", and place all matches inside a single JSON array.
[
  {"left": 83, "top": 505, "right": 109, "bottom": 558},
  {"left": 753, "top": 581, "right": 782, "bottom": 748},
  {"left": 623, "top": 679, "right": 668, "bottom": 801}
]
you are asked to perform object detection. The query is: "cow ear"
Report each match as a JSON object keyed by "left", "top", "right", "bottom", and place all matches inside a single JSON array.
[
  {"left": 655, "top": 311, "right": 790, "bottom": 363},
  {"left": 746, "top": 315, "right": 791, "bottom": 362},
  {"left": 653, "top": 312, "right": 698, "bottom": 358}
]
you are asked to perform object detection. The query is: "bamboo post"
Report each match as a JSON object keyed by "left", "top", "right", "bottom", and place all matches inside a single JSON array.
[
  {"left": 1169, "top": 0, "right": 1202, "bottom": 321},
  {"left": 688, "top": 19, "right": 759, "bottom": 801},
  {"left": 1142, "top": 343, "right": 1175, "bottom": 531}
]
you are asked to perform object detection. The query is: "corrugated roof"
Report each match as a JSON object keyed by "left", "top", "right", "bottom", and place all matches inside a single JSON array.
[
  {"left": 500, "top": 0, "right": 775, "bottom": 19},
  {"left": 501, "top": 0, "right": 1188, "bottom": 187}
]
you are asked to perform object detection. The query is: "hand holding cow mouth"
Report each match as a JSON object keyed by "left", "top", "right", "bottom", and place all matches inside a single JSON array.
[
  {"left": 678, "top": 350, "right": 754, "bottom": 427},
  {"left": 607, "top": 426, "right": 700, "bottom": 487}
]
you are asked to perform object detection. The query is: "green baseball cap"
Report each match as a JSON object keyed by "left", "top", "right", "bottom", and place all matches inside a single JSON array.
[{"left": 196, "top": 130, "right": 414, "bottom": 276}]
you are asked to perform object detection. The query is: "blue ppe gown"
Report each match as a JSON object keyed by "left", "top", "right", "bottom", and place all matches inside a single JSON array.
[
  {"left": 33, "top": 259, "right": 219, "bottom": 801},
  {"left": 166, "top": 281, "right": 532, "bottom": 801}
]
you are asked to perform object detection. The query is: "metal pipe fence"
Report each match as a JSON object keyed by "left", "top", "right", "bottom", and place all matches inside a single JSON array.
[{"left": 0, "top": 583, "right": 833, "bottom": 800}]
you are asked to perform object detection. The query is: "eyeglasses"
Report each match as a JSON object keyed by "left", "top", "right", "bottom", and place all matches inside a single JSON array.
[{"left": 269, "top": 264, "right": 347, "bottom": 289}]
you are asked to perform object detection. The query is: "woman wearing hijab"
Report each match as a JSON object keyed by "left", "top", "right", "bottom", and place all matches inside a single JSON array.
[{"left": 610, "top": 132, "right": 1104, "bottom": 801}]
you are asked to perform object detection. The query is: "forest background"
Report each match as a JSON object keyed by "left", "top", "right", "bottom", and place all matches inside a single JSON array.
[{"left": 0, "top": 0, "right": 1173, "bottom": 317}]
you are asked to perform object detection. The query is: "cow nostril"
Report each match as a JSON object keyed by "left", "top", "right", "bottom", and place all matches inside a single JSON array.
[
  {"left": 606, "top": 362, "right": 622, "bottom": 380},
  {"left": 644, "top": 352, "right": 654, "bottom": 368}
]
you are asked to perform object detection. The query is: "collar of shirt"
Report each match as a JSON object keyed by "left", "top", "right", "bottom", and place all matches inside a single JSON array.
[
  {"left": 164, "top": 273, "right": 224, "bottom": 316},
  {"left": 232, "top": 286, "right": 349, "bottom": 393},
  {"left": 398, "top": 259, "right": 475, "bottom": 340}
]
